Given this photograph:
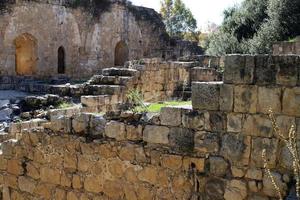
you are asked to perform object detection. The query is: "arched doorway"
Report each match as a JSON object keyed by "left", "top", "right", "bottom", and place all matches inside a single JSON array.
[
  {"left": 15, "top": 33, "right": 37, "bottom": 75},
  {"left": 58, "top": 46, "right": 65, "bottom": 74},
  {"left": 114, "top": 41, "right": 129, "bottom": 66}
]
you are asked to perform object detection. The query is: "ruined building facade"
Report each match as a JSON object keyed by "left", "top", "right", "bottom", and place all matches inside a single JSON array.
[{"left": 0, "top": 0, "right": 201, "bottom": 78}]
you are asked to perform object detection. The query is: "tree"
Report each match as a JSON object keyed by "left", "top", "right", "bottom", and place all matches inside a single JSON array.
[
  {"left": 160, "top": 0, "right": 197, "bottom": 39},
  {"left": 205, "top": 0, "right": 300, "bottom": 55}
]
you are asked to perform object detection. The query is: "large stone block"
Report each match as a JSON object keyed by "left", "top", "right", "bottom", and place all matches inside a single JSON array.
[
  {"left": 255, "top": 55, "right": 277, "bottom": 85},
  {"left": 220, "top": 84, "right": 234, "bottom": 112},
  {"left": 72, "top": 113, "right": 90, "bottom": 134},
  {"left": 234, "top": 85, "right": 257, "bottom": 113},
  {"left": 263, "top": 172, "right": 287, "bottom": 197},
  {"left": 194, "top": 132, "right": 219, "bottom": 154},
  {"left": 224, "top": 180, "right": 247, "bottom": 200},
  {"left": 251, "top": 137, "right": 278, "bottom": 168},
  {"left": 182, "top": 110, "right": 205, "bottom": 130},
  {"left": 160, "top": 107, "right": 182, "bottom": 126},
  {"left": 169, "top": 127, "right": 194, "bottom": 152},
  {"left": 40, "top": 167, "right": 61, "bottom": 185},
  {"left": 257, "top": 87, "right": 282, "bottom": 114},
  {"left": 209, "top": 157, "right": 228, "bottom": 177},
  {"left": 282, "top": 87, "right": 300, "bottom": 117},
  {"left": 223, "top": 55, "right": 254, "bottom": 84},
  {"left": 204, "top": 111, "right": 227, "bottom": 132},
  {"left": 89, "top": 114, "right": 106, "bottom": 137},
  {"left": 192, "top": 82, "right": 221, "bottom": 111},
  {"left": 243, "top": 114, "right": 273, "bottom": 137},
  {"left": 221, "top": 133, "right": 250, "bottom": 166},
  {"left": 227, "top": 113, "right": 243, "bottom": 133},
  {"left": 276, "top": 56, "right": 299, "bottom": 86},
  {"left": 104, "top": 121, "right": 126, "bottom": 141},
  {"left": 143, "top": 125, "right": 169, "bottom": 144}
]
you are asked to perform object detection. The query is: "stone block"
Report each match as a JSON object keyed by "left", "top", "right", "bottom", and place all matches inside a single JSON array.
[
  {"left": 282, "top": 87, "right": 300, "bottom": 117},
  {"left": 221, "top": 133, "right": 251, "bottom": 166},
  {"left": 84, "top": 176, "right": 103, "bottom": 193},
  {"left": 205, "top": 178, "right": 225, "bottom": 200},
  {"left": 104, "top": 121, "right": 126, "bottom": 141},
  {"left": 137, "top": 166, "right": 157, "bottom": 185},
  {"left": 257, "top": 86, "right": 282, "bottom": 114},
  {"left": 161, "top": 154, "right": 182, "bottom": 171},
  {"left": 143, "top": 125, "right": 169, "bottom": 144},
  {"left": 297, "top": 118, "right": 300, "bottom": 138},
  {"left": 251, "top": 137, "right": 278, "bottom": 168},
  {"left": 7, "top": 159, "right": 23, "bottom": 175},
  {"left": 72, "top": 113, "right": 90, "bottom": 134},
  {"left": 224, "top": 54, "right": 254, "bottom": 84},
  {"left": 126, "top": 124, "right": 143, "bottom": 141},
  {"left": 276, "top": 56, "right": 299, "bottom": 86},
  {"left": 234, "top": 85, "right": 257, "bottom": 113},
  {"left": 18, "top": 176, "right": 36, "bottom": 193},
  {"left": 276, "top": 115, "right": 296, "bottom": 138},
  {"left": 227, "top": 113, "right": 243, "bottom": 133},
  {"left": 263, "top": 172, "right": 287, "bottom": 197},
  {"left": 192, "top": 82, "right": 221, "bottom": 111},
  {"left": 204, "top": 111, "right": 227, "bottom": 132},
  {"left": 224, "top": 180, "right": 247, "bottom": 200},
  {"left": 160, "top": 107, "right": 182, "bottom": 126},
  {"left": 182, "top": 110, "right": 205, "bottom": 130},
  {"left": 255, "top": 55, "right": 277, "bottom": 85},
  {"left": 209, "top": 157, "right": 228, "bottom": 177},
  {"left": 50, "top": 116, "right": 72, "bottom": 133},
  {"left": 194, "top": 132, "right": 219, "bottom": 154},
  {"left": 89, "top": 114, "right": 106, "bottom": 137},
  {"left": 182, "top": 157, "right": 205, "bottom": 172},
  {"left": 220, "top": 84, "right": 234, "bottom": 112},
  {"left": 243, "top": 114, "right": 273, "bottom": 137},
  {"left": 245, "top": 168, "right": 263, "bottom": 180},
  {"left": 40, "top": 167, "right": 61, "bottom": 185},
  {"left": 231, "top": 166, "right": 245, "bottom": 178},
  {"left": 169, "top": 128, "right": 194, "bottom": 152}
]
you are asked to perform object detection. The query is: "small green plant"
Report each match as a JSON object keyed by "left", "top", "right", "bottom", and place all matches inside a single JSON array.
[
  {"left": 262, "top": 109, "right": 300, "bottom": 200},
  {"left": 126, "top": 89, "right": 148, "bottom": 113},
  {"left": 56, "top": 102, "right": 73, "bottom": 109}
]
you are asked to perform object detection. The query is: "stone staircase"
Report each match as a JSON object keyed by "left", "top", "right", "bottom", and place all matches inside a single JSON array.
[{"left": 80, "top": 67, "right": 139, "bottom": 113}]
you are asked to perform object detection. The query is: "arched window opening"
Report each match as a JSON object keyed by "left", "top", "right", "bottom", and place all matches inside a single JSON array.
[
  {"left": 114, "top": 41, "right": 129, "bottom": 66},
  {"left": 15, "top": 33, "right": 38, "bottom": 75},
  {"left": 58, "top": 46, "right": 65, "bottom": 74}
]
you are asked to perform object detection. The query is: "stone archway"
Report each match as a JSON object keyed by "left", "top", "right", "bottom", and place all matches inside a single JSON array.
[
  {"left": 58, "top": 46, "right": 65, "bottom": 74},
  {"left": 114, "top": 41, "right": 129, "bottom": 66},
  {"left": 15, "top": 33, "right": 38, "bottom": 75}
]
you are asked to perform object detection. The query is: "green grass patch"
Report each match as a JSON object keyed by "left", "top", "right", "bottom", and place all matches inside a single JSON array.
[
  {"left": 134, "top": 101, "right": 192, "bottom": 113},
  {"left": 56, "top": 102, "right": 74, "bottom": 109}
]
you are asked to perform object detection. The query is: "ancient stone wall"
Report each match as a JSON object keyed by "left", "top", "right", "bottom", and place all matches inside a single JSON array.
[
  {"left": 1, "top": 54, "right": 299, "bottom": 199},
  {"left": 0, "top": 0, "right": 168, "bottom": 78},
  {"left": 273, "top": 37, "right": 300, "bottom": 55}
]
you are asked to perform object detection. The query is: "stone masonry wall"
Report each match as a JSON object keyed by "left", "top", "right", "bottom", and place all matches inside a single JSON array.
[
  {"left": 0, "top": 0, "right": 167, "bottom": 78},
  {"left": 1, "top": 54, "right": 299, "bottom": 199}
]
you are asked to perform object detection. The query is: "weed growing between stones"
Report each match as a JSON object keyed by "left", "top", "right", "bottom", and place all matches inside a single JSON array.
[
  {"left": 126, "top": 89, "right": 148, "bottom": 113},
  {"left": 262, "top": 109, "right": 300, "bottom": 200}
]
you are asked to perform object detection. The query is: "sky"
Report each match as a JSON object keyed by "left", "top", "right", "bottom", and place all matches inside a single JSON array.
[{"left": 130, "top": 0, "right": 243, "bottom": 31}]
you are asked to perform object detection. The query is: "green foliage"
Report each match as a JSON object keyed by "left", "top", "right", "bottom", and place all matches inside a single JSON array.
[
  {"left": 160, "top": 0, "right": 197, "bottom": 39},
  {"left": 126, "top": 89, "right": 148, "bottom": 113},
  {"left": 205, "top": 30, "right": 242, "bottom": 55},
  {"left": 56, "top": 102, "right": 73, "bottom": 109},
  {"left": 134, "top": 101, "right": 191, "bottom": 113},
  {"left": 206, "top": 0, "right": 300, "bottom": 55}
]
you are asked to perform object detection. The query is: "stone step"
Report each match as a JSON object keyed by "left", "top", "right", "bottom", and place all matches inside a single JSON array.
[
  {"left": 102, "top": 68, "right": 138, "bottom": 77},
  {"left": 89, "top": 75, "right": 132, "bottom": 85},
  {"left": 86, "top": 85, "right": 125, "bottom": 95}
]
